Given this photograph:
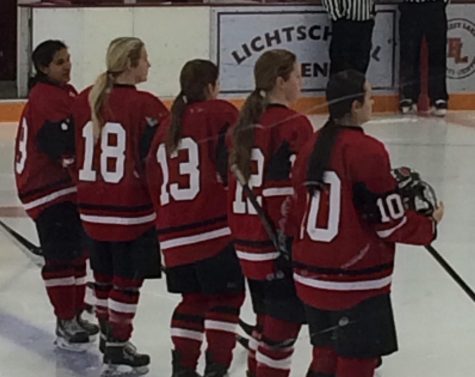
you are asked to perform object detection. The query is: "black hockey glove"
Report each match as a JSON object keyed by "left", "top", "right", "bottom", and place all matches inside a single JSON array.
[{"left": 392, "top": 166, "right": 438, "bottom": 216}]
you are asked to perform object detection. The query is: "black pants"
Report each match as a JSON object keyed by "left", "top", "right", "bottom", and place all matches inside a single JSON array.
[
  {"left": 88, "top": 228, "right": 161, "bottom": 280},
  {"left": 166, "top": 244, "right": 244, "bottom": 295},
  {"left": 35, "top": 202, "right": 85, "bottom": 261},
  {"left": 305, "top": 294, "right": 398, "bottom": 358},
  {"left": 329, "top": 19, "right": 375, "bottom": 76},
  {"left": 399, "top": 2, "right": 448, "bottom": 104}
]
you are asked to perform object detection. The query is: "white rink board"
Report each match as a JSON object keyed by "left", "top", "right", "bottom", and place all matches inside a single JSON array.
[
  {"left": 22, "top": 3, "right": 475, "bottom": 98},
  {"left": 30, "top": 6, "right": 210, "bottom": 96}
]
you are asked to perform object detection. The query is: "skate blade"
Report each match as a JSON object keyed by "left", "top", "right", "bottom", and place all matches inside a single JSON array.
[
  {"left": 54, "top": 337, "right": 89, "bottom": 352},
  {"left": 101, "top": 364, "right": 149, "bottom": 376}
]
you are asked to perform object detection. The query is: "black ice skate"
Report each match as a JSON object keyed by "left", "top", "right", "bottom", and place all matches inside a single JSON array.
[
  {"left": 102, "top": 340, "right": 150, "bottom": 376},
  {"left": 98, "top": 319, "right": 110, "bottom": 354},
  {"left": 171, "top": 350, "right": 201, "bottom": 377},
  {"left": 77, "top": 313, "right": 99, "bottom": 341},
  {"left": 54, "top": 317, "right": 90, "bottom": 352},
  {"left": 204, "top": 353, "right": 228, "bottom": 377}
]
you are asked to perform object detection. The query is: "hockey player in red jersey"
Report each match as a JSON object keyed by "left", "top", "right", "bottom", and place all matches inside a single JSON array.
[
  {"left": 146, "top": 59, "right": 244, "bottom": 377},
  {"left": 291, "top": 70, "right": 444, "bottom": 377},
  {"left": 73, "top": 37, "right": 168, "bottom": 375},
  {"left": 228, "top": 49, "right": 313, "bottom": 377},
  {"left": 14, "top": 40, "right": 98, "bottom": 352}
]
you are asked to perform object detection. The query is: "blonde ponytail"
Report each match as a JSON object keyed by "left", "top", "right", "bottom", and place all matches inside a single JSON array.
[{"left": 88, "top": 72, "right": 113, "bottom": 140}]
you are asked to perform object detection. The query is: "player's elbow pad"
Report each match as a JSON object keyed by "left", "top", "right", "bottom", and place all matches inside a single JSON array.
[{"left": 37, "top": 118, "right": 75, "bottom": 160}]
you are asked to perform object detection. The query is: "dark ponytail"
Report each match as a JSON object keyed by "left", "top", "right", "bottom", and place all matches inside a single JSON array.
[
  {"left": 166, "top": 60, "right": 219, "bottom": 155},
  {"left": 306, "top": 70, "right": 366, "bottom": 192},
  {"left": 306, "top": 119, "right": 340, "bottom": 192},
  {"left": 231, "top": 90, "right": 267, "bottom": 181},
  {"left": 230, "top": 49, "right": 296, "bottom": 182},
  {"left": 167, "top": 92, "right": 188, "bottom": 155}
]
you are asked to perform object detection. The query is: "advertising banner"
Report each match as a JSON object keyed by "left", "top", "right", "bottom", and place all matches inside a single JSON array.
[
  {"left": 447, "top": 5, "right": 475, "bottom": 92},
  {"left": 211, "top": 5, "right": 398, "bottom": 94}
]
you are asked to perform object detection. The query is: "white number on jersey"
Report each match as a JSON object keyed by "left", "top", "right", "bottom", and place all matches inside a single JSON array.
[
  {"left": 156, "top": 137, "right": 200, "bottom": 205},
  {"left": 79, "top": 121, "right": 126, "bottom": 183},
  {"left": 376, "top": 193, "right": 405, "bottom": 223},
  {"left": 304, "top": 171, "right": 341, "bottom": 242},
  {"left": 15, "top": 118, "right": 28, "bottom": 174},
  {"left": 232, "top": 148, "right": 264, "bottom": 215}
]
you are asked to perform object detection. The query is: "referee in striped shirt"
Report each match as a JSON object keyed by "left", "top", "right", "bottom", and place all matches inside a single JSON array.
[
  {"left": 399, "top": 0, "right": 449, "bottom": 116},
  {"left": 323, "top": 0, "right": 376, "bottom": 76}
]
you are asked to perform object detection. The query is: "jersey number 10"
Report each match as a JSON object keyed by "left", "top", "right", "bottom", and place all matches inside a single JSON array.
[{"left": 304, "top": 171, "right": 405, "bottom": 243}]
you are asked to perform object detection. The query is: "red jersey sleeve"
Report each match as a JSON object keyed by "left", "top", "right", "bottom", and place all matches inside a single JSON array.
[{"left": 351, "top": 138, "right": 436, "bottom": 245}]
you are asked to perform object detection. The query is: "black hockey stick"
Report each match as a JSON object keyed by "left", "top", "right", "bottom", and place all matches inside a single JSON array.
[
  {"left": 236, "top": 334, "right": 250, "bottom": 350},
  {"left": 230, "top": 164, "right": 281, "bottom": 252},
  {"left": 235, "top": 319, "right": 255, "bottom": 350},
  {"left": 425, "top": 244, "right": 475, "bottom": 303},
  {"left": 0, "top": 219, "right": 44, "bottom": 267}
]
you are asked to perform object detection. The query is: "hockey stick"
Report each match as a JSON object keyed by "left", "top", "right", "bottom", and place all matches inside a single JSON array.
[
  {"left": 235, "top": 319, "right": 254, "bottom": 350},
  {"left": 236, "top": 334, "right": 250, "bottom": 350},
  {"left": 230, "top": 164, "right": 281, "bottom": 252},
  {"left": 425, "top": 244, "right": 475, "bottom": 303},
  {"left": 0, "top": 219, "right": 44, "bottom": 267}
]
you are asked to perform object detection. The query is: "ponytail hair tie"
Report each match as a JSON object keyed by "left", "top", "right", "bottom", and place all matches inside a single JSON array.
[
  {"left": 106, "top": 70, "right": 122, "bottom": 78},
  {"left": 106, "top": 71, "right": 115, "bottom": 80},
  {"left": 182, "top": 94, "right": 188, "bottom": 104},
  {"left": 258, "top": 89, "right": 266, "bottom": 98}
]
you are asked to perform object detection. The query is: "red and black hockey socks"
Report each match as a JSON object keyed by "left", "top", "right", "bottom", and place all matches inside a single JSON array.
[
  {"left": 108, "top": 276, "right": 143, "bottom": 341},
  {"left": 171, "top": 293, "right": 208, "bottom": 370},
  {"left": 247, "top": 314, "right": 264, "bottom": 377},
  {"left": 204, "top": 292, "right": 244, "bottom": 368},
  {"left": 171, "top": 292, "right": 244, "bottom": 371},
  {"left": 42, "top": 257, "right": 86, "bottom": 320},
  {"left": 307, "top": 347, "right": 378, "bottom": 377},
  {"left": 73, "top": 256, "right": 87, "bottom": 313},
  {"left": 92, "top": 272, "right": 113, "bottom": 324},
  {"left": 306, "top": 347, "right": 337, "bottom": 377},
  {"left": 336, "top": 357, "right": 378, "bottom": 377},
  {"left": 255, "top": 315, "right": 301, "bottom": 377},
  {"left": 93, "top": 272, "right": 143, "bottom": 341}
]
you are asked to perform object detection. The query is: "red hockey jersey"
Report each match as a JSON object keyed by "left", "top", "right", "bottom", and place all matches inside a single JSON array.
[
  {"left": 73, "top": 85, "right": 169, "bottom": 242},
  {"left": 146, "top": 99, "right": 238, "bottom": 268},
  {"left": 14, "top": 81, "right": 78, "bottom": 219},
  {"left": 291, "top": 126, "right": 436, "bottom": 311},
  {"left": 227, "top": 104, "right": 314, "bottom": 280}
]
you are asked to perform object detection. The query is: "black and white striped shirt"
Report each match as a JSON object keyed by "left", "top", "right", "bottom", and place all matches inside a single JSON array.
[{"left": 322, "top": 0, "right": 376, "bottom": 22}]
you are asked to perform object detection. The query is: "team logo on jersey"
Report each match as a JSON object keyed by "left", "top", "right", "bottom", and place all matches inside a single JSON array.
[
  {"left": 146, "top": 117, "right": 159, "bottom": 127},
  {"left": 447, "top": 18, "right": 475, "bottom": 79}
]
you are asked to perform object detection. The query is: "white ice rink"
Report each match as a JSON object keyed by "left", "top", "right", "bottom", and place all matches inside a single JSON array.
[{"left": 0, "top": 112, "right": 474, "bottom": 377}]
